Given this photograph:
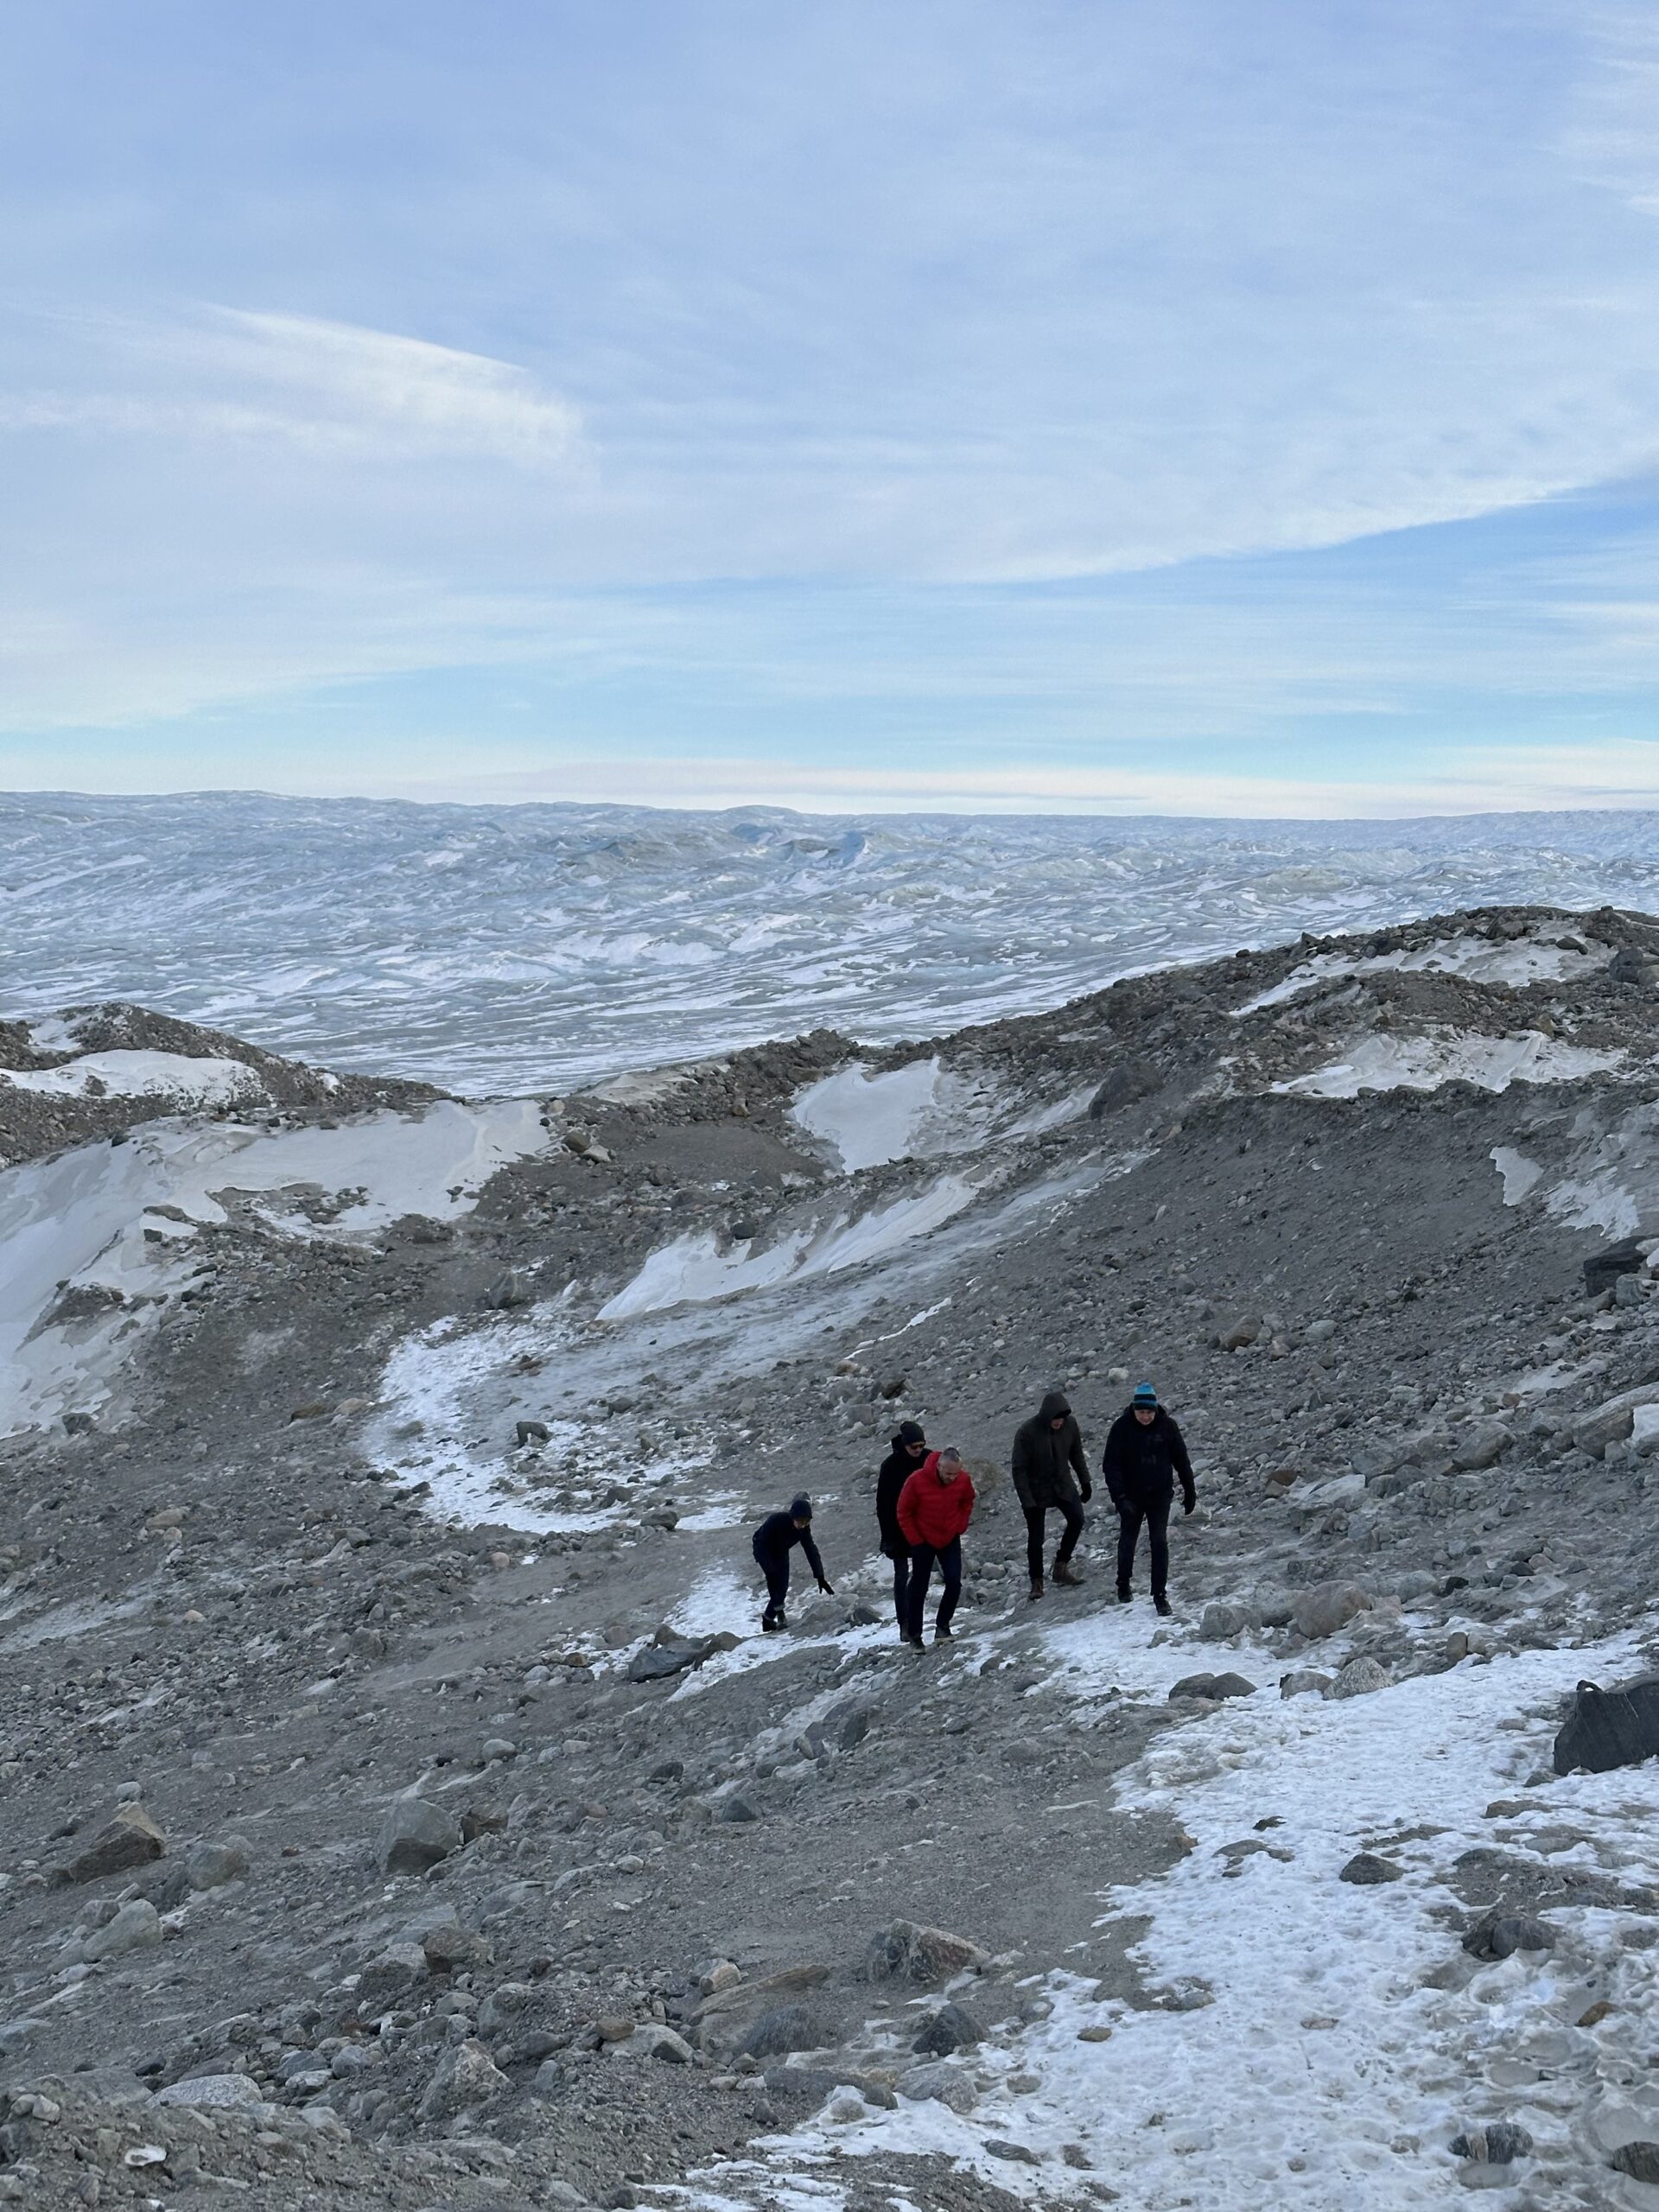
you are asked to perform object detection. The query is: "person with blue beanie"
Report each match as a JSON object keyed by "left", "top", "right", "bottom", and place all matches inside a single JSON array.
[{"left": 1101, "top": 1382, "right": 1195, "bottom": 1617}]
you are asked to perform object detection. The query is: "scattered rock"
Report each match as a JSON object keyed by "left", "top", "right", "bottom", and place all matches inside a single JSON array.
[
  {"left": 419, "top": 2037, "right": 512, "bottom": 2119},
  {"left": 1168, "top": 1671, "right": 1256, "bottom": 1702},
  {"left": 1612, "top": 2142, "right": 1659, "bottom": 2184},
  {"left": 897, "top": 2060, "right": 976, "bottom": 2113},
  {"left": 184, "top": 1838, "right": 247, "bottom": 1891},
  {"left": 1330, "top": 1656, "right": 1390, "bottom": 1700},
  {"left": 151, "top": 2074, "right": 270, "bottom": 2115},
  {"left": 613, "top": 2024, "right": 694, "bottom": 2063},
  {"left": 515, "top": 1420, "right": 550, "bottom": 1447},
  {"left": 1280, "top": 1669, "right": 1334, "bottom": 1700}
]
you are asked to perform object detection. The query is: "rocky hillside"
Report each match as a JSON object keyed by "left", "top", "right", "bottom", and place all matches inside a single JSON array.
[{"left": 7, "top": 902, "right": 1659, "bottom": 2209}]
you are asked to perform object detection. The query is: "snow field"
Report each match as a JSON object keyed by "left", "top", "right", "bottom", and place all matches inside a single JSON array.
[
  {"left": 679, "top": 1609, "right": 1659, "bottom": 2209},
  {"left": 1274, "top": 1030, "right": 1622, "bottom": 1100}
]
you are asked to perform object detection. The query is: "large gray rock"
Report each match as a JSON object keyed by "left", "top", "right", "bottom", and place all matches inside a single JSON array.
[
  {"left": 898, "top": 2060, "right": 976, "bottom": 2113},
  {"left": 912, "top": 2002, "right": 984, "bottom": 2056},
  {"left": 1554, "top": 1674, "right": 1659, "bottom": 1775},
  {"left": 865, "top": 1920, "right": 987, "bottom": 1985},
  {"left": 1330, "top": 1656, "right": 1390, "bottom": 1700},
  {"left": 152, "top": 2074, "right": 270, "bottom": 2115},
  {"left": 1573, "top": 1386, "right": 1659, "bottom": 1460},
  {"left": 739, "top": 2004, "right": 836, "bottom": 2060},
  {"left": 82, "top": 1897, "right": 162, "bottom": 1962},
  {"left": 1168, "top": 1671, "right": 1256, "bottom": 1703},
  {"left": 419, "top": 2037, "right": 511, "bottom": 2119},
  {"left": 55, "top": 1803, "right": 166, "bottom": 1886},
  {"left": 377, "top": 1796, "right": 462, "bottom": 1876},
  {"left": 185, "top": 1839, "right": 248, "bottom": 1891},
  {"left": 1291, "top": 1581, "right": 1374, "bottom": 1640},
  {"left": 612, "top": 2024, "right": 693, "bottom": 2063},
  {"left": 627, "top": 1635, "right": 724, "bottom": 1683}
]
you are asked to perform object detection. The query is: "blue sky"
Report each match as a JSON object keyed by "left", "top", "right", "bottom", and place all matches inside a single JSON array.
[{"left": 3, "top": 0, "right": 1659, "bottom": 814}]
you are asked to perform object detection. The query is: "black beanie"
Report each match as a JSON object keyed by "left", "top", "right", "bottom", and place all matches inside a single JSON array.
[
  {"left": 790, "top": 1493, "right": 812, "bottom": 1520},
  {"left": 897, "top": 1421, "right": 925, "bottom": 1446}
]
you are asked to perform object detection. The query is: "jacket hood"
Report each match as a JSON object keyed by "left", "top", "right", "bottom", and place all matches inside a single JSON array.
[
  {"left": 1039, "top": 1391, "right": 1071, "bottom": 1422},
  {"left": 920, "top": 1450, "right": 962, "bottom": 1481}
]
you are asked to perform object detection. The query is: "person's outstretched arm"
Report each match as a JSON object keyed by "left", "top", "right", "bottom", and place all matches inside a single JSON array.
[{"left": 801, "top": 1529, "right": 832, "bottom": 1591}]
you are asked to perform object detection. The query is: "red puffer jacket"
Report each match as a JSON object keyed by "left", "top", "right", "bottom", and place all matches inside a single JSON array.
[{"left": 897, "top": 1454, "right": 976, "bottom": 1548}]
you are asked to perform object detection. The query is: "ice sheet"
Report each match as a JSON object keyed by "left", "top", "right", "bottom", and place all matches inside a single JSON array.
[
  {"left": 1491, "top": 1144, "right": 1544, "bottom": 1204},
  {"left": 1274, "top": 1030, "right": 1621, "bottom": 1099},
  {"left": 1236, "top": 931, "right": 1603, "bottom": 1015},
  {"left": 791, "top": 1060, "right": 963, "bottom": 1170}
]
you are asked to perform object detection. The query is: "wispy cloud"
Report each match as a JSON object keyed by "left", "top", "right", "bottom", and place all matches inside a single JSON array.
[{"left": 1, "top": 307, "right": 582, "bottom": 463}]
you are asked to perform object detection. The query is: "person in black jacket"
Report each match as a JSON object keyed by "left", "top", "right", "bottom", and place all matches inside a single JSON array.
[
  {"left": 751, "top": 1493, "right": 834, "bottom": 1631},
  {"left": 1011, "top": 1389, "right": 1092, "bottom": 1600},
  {"left": 1101, "top": 1382, "right": 1195, "bottom": 1617},
  {"left": 876, "top": 1421, "right": 928, "bottom": 1638}
]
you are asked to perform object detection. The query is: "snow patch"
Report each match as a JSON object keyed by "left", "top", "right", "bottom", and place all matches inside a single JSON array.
[
  {"left": 1491, "top": 1145, "right": 1544, "bottom": 1204},
  {"left": 1274, "top": 1030, "right": 1622, "bottom": 1100},
  {"left": 598, "top": 1176, "right": 979, "bottom": 1321},
  {"left": 1236, "top": 931, "right": 1602, "bottom": 1015},
  {"left": 1, "top": 1048, "right": 270, "bottom": 1109},
  {"left": 0, "top": 1099, "right": 547, "bottom": 1433}
]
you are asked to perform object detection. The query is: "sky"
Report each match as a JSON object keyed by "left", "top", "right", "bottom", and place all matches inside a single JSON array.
[{"left": 3, "top": 0, "right": 1659, "bottom": 816}]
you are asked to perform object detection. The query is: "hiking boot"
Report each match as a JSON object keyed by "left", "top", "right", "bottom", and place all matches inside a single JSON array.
[
  {"left": 1052, "top": 1558, "right": 1084, "bottom": 1587},
  {"left": 1028, "top": 1577, "right": 1045, "bottom": 1602},
  {"left": 1154, "top": 1594, "right": 1173, "bottom": 1618},
  {"left": 1116, "top": 1586, "right": 1133, "bottom": 1604},
  {"left": 761, "top": 1609, "right": 785, "bottom": 1632},
  {"left": 905, "top": 1633, "right": 926, "bottom": 1651},
  {"left": 934, "top": 1624, "right": 954, "bottom": 1643}
]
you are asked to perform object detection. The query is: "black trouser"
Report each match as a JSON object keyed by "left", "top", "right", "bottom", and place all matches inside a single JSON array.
[
  {"left": 757, "top": 1554, "right": 790, "bottom": 1617},
  {"left": 887, "top": 1549, "right": 912, "bottom": 1628},
  {"left": 1024, "top": 1497, "right": 1085, "bottom": 1580},
  {"left": 906, "top": 1537, "right": 962, "bottom": 1639},
  {"left": 1116, "top": 1489, "right": 1172, "bottom": 1598}
]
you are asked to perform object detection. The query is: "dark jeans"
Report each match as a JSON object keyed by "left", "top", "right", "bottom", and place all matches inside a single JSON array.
[
  {"left": 759, "top": 1557, "right": 790, "bottom": 1616},
  {"left": 1116, "top": 1490, "right": 1172, "bottom": 1598},
  {"left": 1024, "top": 1497, "right": 1085, "bottom": 1580},
  {"left": 887, "top": 1550, "right": 912, "bottom": 1627},
  {"left": 906, "top": 1537, "right": 962, "bottom": 1639}
]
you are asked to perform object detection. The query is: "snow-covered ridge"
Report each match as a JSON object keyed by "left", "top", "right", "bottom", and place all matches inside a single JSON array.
[
  {"left": 1273, "top": 1030, "right": 1624, "bottom": 1100},
  {"left": 1, "top": 1047, "right": 271, "bottom": 1108}
]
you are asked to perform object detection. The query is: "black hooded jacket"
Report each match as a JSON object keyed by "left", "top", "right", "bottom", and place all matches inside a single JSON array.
[
  {"left": 1102, "top": 1408, "right": 1195, "bottom": 1510},
  {"left": 876, "top": 1434, "right": 925, "bottom": 1560},
  {"left": 1011, "top": 1391, "right": 1090, "bottom": 1511},
  {"left": 752, "top": 1510, "right": 826, "bottom": 1580}
]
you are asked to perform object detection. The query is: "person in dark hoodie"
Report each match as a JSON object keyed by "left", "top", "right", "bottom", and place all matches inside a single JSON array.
[
  {"left": 750, "top": 1494, "right": 834, "bottom": 1631},
  {"left": 876, "top": 1421, "right": 928, "bottom": 1639},
  {"left": 1011, "top": 1389, "right": 1091, "bottom": 1601},
  {"left": 1101, "top": 1382, "right": 1195, "bottom": 1617}
]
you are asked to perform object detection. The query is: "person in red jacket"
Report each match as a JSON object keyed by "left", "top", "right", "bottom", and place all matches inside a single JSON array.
[{"left": 896, "top": 1446, "right": 976, "bottom": 1649}]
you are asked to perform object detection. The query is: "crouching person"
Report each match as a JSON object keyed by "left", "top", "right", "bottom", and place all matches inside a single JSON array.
[
  {"left": 750, "top": 1493, "right": 833, "bottom": 1631},
  {"left": 897, "top": 1447, "right": 976, "bottom": 1649}
]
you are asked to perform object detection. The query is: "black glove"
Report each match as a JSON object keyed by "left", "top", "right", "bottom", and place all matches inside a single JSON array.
[
  {"left": 1078, "top": 1478, "right": 1093, "bottom": 1504},
  {"left": 1183, "top": 1492, "right": 1197, "bottom": 1517},
  {"left": 818, "top": 1578, "right": 835, "bottom": 1595}
]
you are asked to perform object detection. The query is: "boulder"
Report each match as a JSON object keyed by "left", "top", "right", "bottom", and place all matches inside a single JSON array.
[
  {"left": 912, "top": 2002, "right": 984, "bottom": 2056},
  {"left": 1280, "top": 1669, "right": 1334, "bottom": 1700},
  {"left": 152, "top": 2074, "right": 270, "bottom": 2116},
  {"left": 627, "top": 1636, "right": 721, "bottom": 1683},
  {"left": 1214, "top": 1315, "right": 1263, "bottom": 1352},
  {"left": 1167, "top": 1672, "right": 1256, "bottom": 1702},
  {"left": 739, "top": 2005, "right": 836, "bottom": 2060},
  {"left": 691, "top": 1965, "right": 833, "bottom": 2056},
  {"left": 185, "top": 1839, "right": 248, "bottom": 1891},
  {"left": 1339, "top": 1853, "right": 1403, "bottom": 1885},
  {"left": 865, "top": 1920, "right": 988, "bottom": 1985},
  {"left": 897, "top": 2060, "right": 976, "bottom": 2113},
  {"left": 83, "top": 1897, "right": 162, "bottom": 1962},
  {"left": 1450, "top": 2122, "right": 1533, "bottom": 2165},
  {"left": 1554, "top": 1674, "right": 1659, "bottom": 1775},
  {"left": 1573, "top": 1386, "right": 1659, "bottom": 1460},
  {"left": 612, "top": 2024, "right": 693, "bottom": 2063},
  {"left": 377, "top": 1796, "right": 463, "bottom": 1876},
  {"left": 56, "top": 1802, "right": 166, "bottom": 1886},
  {"left": 354, "top": 1942, "right": 429, "bottom": 2012},
  {"left": 515, "top": 1420, "right": 550, "bottom": 1447},
  {"left": 1452, "top": 1424, "right": 1509, "bottom": 1473},
  {"left": 1291, "top": 1581, "right": 1374, "bottom": 1640},
  {"left": 1330, "top": 1657, "right": 1390, "bottom": 1700},
  {"left": 1463, "top": 1914, "right": 1555, "bottom": 1961},
  {"left": 1198, "top": 1600, "right": 1258, "bottom": 1639},
  {"left": 1612, "top": 2143, "right": 1659, "bottom": 2184},
  {"left": 419, "top": 2037, "right": 511, "bottom": 2119}
]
